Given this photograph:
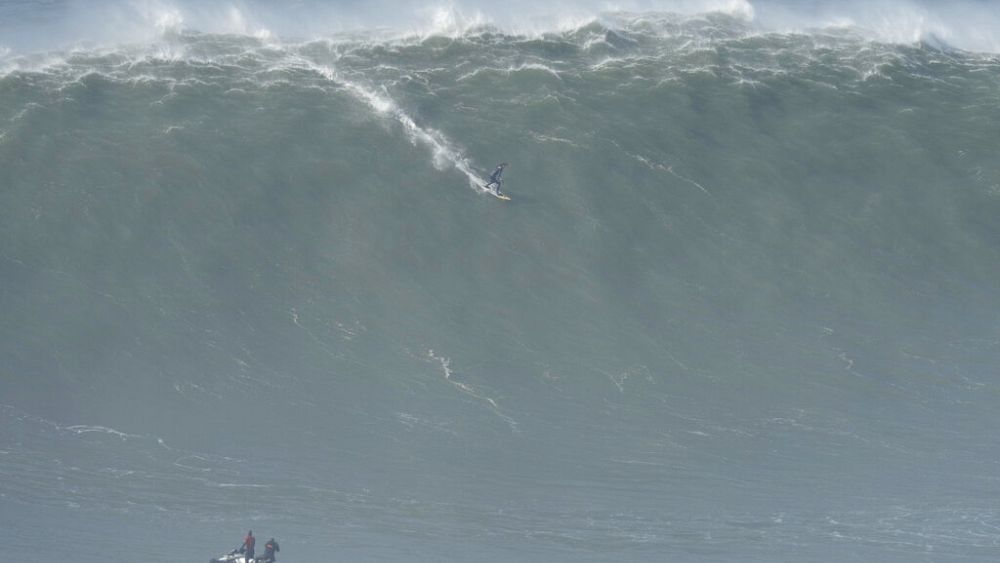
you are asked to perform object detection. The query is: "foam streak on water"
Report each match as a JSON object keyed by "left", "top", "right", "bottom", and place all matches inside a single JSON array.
[{"left": 299, "top": 58, "right": 488, "bottom": 191}]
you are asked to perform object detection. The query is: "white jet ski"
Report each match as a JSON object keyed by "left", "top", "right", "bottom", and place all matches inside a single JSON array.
[{"left": 210, "top": 549, "right": 268, "bottom": 563}]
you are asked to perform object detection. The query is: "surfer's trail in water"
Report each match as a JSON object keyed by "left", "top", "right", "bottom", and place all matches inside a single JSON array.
[{"left": 2, "top": 1, "right": 1000, "bottom": 561}]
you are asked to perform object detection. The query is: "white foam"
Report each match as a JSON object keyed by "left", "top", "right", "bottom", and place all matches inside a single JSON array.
[
  {"left": 4, "top": 0, "right": 1000, "bottom": 57},
  {"left": 396, "top": 412, "right": 459, "bottom": 435},
  {"left": 530, "top": 132, "right": 580, "bottom": 148},
  {"left": 63, "top": 425, "right": 142, "bottom": 440},
  {"left": 457, "top": 62, "right": 563, "bottom": 81},
  {"left": 427, "top": 349, "right": 518, "bottom": 431},
  {"left": 417, "top": 4, "right": 489, "bottom": 38},
  {"left": 651, "top": 0, "right": 755, "bottom": 20},
  {"left": 629, "top": 151, "right": 713, "bottom": 196},
  {"left": 754, "top": 0, "right": 1000, "bottom": 54},
  {"left": 152, "top": 6, "right": 184, "bottom": 34}
]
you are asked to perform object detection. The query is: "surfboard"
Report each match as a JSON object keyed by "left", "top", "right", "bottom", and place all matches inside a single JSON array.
[{"left": 485, "top": 186, "right": 511, "bottom": 201}]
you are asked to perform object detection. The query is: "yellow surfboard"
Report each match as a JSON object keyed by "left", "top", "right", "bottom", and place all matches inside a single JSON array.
[{"left": 485, "top": 186, "right": 511, "bottom": 201}]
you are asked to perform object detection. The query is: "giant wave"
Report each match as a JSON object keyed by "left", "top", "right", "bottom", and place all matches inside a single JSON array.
[{"left": 2, "top": 1, "right": 1000, "bottom": 562}]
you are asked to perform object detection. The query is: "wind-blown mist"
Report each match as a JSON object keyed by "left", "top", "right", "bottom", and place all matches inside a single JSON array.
[{"left": 2, "top": 1, "right": 999, "bottom": 562}]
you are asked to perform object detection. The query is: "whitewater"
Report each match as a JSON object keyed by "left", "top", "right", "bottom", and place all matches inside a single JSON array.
[{"left": 2, "top": 1, "right": 999, "bottom": 561}]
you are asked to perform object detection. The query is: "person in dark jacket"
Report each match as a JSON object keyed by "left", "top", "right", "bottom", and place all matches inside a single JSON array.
[{"left": 262, "top": 538, "right": 280, "bottom": 562}]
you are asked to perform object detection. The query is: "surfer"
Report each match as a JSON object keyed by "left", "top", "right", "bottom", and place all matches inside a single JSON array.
[{"left": 484, "top": 162, "right": 508, "bottom": 195}]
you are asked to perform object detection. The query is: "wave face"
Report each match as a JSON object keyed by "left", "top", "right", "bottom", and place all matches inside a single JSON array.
[{"left": 2, "top": 4, "right": 1000, "bottom": 562}]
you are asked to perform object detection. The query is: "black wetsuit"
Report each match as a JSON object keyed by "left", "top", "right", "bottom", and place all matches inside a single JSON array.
[{"left": 487, "top": 163, "right": 507, "bottom": 192}]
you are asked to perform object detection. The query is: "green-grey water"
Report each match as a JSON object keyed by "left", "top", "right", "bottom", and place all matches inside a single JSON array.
[{"left": 2, "top": 3, "right": 1000, "bottom": 561}]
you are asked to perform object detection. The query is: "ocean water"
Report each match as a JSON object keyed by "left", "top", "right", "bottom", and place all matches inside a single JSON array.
[{"left": 2, "top": 1, "right": 1000, "bottom": 561}]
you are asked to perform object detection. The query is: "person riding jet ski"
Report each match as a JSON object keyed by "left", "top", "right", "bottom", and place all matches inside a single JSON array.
[{"left": 262, "top": 538, "right": 280, "bottom": 562}]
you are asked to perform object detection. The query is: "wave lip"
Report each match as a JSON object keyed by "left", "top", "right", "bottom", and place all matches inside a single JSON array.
[
  {"left": 3, "top": 1, "right": 1000, "bottom": 56},
  {"left": 754, "top": 0, "right": 1000, "bottom": 54}
]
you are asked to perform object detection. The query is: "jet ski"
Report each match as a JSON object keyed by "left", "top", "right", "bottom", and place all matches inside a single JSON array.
[
  {"left": 210, "top": 548, "right": 269, "bottom": 563},
  {"left": 210, "top": 549, "right": 243, "bottom": 563}
]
